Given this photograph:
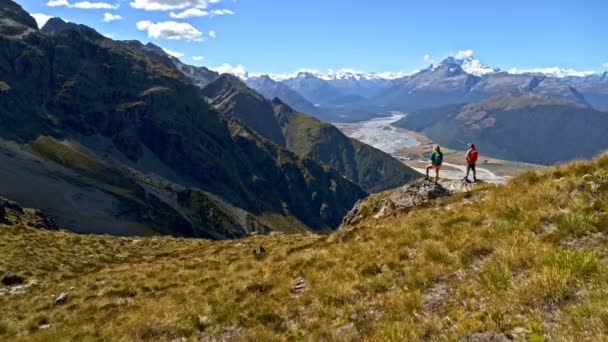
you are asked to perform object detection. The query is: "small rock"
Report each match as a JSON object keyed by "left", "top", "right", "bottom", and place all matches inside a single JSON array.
[
  {"left": 290, "top": 277, "right": 307, "bottom": 295},
  {"left": 512, "top": 327, "right": 529, "bottom": 335},
  {"left": 55, "top": 292, "right": 68, "bottom": 304},
  {"left": 1, "top": 273, "right": 24, "bottom": 286},
  {"left": 253, "top": 245, "right": 265, "bottom": 255},
  {"left": 460, "top": 331, "right": 510, "bottom": 342}
]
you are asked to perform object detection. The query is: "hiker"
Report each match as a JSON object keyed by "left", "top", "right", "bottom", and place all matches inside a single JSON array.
[
  {"left": 425, "top": 145, "right": 443, "bottom": 184},
  {"left": 465, "top": 143, "right": 478, "bottom": 182}
]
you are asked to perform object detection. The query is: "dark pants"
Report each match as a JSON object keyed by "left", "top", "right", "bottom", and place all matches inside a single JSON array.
[{"left": 466, "top": 163, "right": 476, "bottom": 180}]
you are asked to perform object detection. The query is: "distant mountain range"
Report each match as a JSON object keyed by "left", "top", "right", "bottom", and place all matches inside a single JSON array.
[{"left": 241, "top": 56, "right": 608, "bottom": 121}]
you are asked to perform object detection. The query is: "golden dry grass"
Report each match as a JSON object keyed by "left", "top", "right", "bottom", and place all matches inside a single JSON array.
[{"left": 2, "top": 153, "right": 608, "bottom": 341}]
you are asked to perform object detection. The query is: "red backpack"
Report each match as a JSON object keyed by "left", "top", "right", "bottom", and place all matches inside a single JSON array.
[{"left": 469, "top": 149, "right": 478, "bottom": 163}]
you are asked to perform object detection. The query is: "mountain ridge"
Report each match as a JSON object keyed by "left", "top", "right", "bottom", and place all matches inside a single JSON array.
[
  {"left": 0, "top": 0, "right": 366, "bottom": 237},
  {"left": 202, "top": 74, "right": 420, "bottom": 192}
]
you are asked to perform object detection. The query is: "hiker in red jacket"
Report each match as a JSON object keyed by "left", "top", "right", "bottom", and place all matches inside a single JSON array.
[{"left": 465, "top": 143, "right": 478, "bottom": 183}]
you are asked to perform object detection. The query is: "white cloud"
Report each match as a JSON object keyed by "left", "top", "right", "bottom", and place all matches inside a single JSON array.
[
  {"left": 508, "top": 67, "right": 596, "bottom": 78},
  {"left": 208, "top": 30, "right": 216, "bottom": 38},
  {"left": 47, "top": 0, "right": 70, "bottom": 6},
  {"left": 454, "top": 49, "right": 474, "bottom": 59},
  {"left": 130, "top": 0, "right": 219, "bottom": 11},
  {"left": 136, "top": 20, "right": 204, "bottom": 41},
  {"left": 73, "top": 1, "right": 119, "bottom": 9},
  {"left": 603, "top": 62, "right": 608, "bottom": 68},
  {"left": 211, "top": 9, "right": 234, "bottom": 16},
  {"left": 170, "top": 8, "right": 209, "bottom": 18},
  {"left": 192, "top": 56, "right": 204, "bottom": 61},
  {"left": 162, "top": 47, "right": 184, "bottom": 58},
  {"left": 46, "top": 0, "right": 119, "bottom": 9},
  {"left": 31, "top": 13, "right": 53, "bottom": 28},
  {"left": 212, "top": 63, "right": 248, "bottom": 79},
  {"left": 103, "top": 12, "right": 122, "bottom": 22}
]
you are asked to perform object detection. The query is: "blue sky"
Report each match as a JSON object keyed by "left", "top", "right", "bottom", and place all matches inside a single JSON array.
[{"left": 17, "top": 0, "right": 608, "bottom": 76}]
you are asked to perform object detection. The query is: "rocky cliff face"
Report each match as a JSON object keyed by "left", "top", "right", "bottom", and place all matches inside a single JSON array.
[{"left": 0, "top": 0, "right": 366, "bottom": 237}]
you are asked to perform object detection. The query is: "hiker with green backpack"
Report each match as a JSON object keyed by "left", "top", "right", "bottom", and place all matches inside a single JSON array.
[{"left": 425, "top": 145, "right": 443, "bottom": 184}]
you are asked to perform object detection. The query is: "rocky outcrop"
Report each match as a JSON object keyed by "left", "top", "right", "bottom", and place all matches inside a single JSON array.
[
  {"left": 342, "top": 179, "right": 474, "bottom": 226},
  {"left": 0, "top": 197, "right": 55, "bottom": 229}
]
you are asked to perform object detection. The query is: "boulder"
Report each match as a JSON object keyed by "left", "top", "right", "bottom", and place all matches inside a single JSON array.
[
  {"left": 29, "top": 209, "right": 55, "bottom": 229},
  {"left": 1, "top": 273, "right": 24, "bottom": 286},
  {"left": 342, "top": 179, "right": 470, "bottom": 226}
]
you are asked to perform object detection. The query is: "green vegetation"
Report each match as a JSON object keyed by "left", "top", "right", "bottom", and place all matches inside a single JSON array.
[
  {"left": 3, "top": 152, "right": 608, "bottom": 340},
  {"left": 203, "top": 75, "right": 419, "bottom": 193}
]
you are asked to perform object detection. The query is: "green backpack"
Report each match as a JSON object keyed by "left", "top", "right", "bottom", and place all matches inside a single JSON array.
[{"left": 432, "top": 152, "right": 443, "bottom": 165}]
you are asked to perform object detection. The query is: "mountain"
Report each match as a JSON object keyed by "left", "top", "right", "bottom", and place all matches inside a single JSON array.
[
  {"left": 375, "top": 61, "right": 481, "bottom": 110},
  {"left": 202, "top": 74, "right": 420, "bottom": 192},
  {"left": 4, "top": 148, "right": 608, "bottom": 340},
  {"left": 393, "top": 92, "right": 608, "bottom": 164},
  {"left": 468, "top": 72, "right": 586, "bottom": 104},
  {"left": 244, "top": 75, "right": 319, "bottom": 115},
  {"left": 318, "top": 71, "right": 395, "bottom": 98},
  {"left": 281, "top": 72, "right": 345, "bottom": 105},
  {"left": 562, "top": 71, "right": 608, "bottom": 111},
  {"left": 0, "top": 1, "right": 366, "bottom": 237},
  {"left": 374, "top": 57, "right": 588, "bottom": 111},
  {"left": 201, "top": 74, "right": 286, "bottom": 145},
  {"left": 441, "top": 56, "right": 500, "bottom": 76},
  {"left": 245, "top": 74, "right": 386, "bottom": 123}
]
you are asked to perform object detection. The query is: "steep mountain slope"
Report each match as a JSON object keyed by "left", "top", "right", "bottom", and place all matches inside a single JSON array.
[
  {"left": 4, "top": 149, "right": 608, "bottom": 340},
  {"left": 394, "top": 92, "right": 608, "bottom": 164},
  {"left": 0, "top": 1, "right": 365, "bottom": 236},
  {"left": 202, "top": 74, "right": 419, "bottom": 192},
  {"left": 125, "top": 40, "right": 220, "bottom": 89},
  {"left": 201, "top": 74, "right": 286, "bottom": 145}
]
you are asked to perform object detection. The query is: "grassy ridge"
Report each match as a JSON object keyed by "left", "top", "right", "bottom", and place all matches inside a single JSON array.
[{"left": 2, "top": 153, "right": 608, "bottom": 340}]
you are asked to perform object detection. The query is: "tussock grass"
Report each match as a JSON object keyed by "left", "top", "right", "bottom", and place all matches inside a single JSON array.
[{"left": 3, "top": 153, "right": 608, "bottom": 340}]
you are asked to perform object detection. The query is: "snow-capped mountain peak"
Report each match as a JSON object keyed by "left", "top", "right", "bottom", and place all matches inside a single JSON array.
[{"left": 439, "top": 56, "right": 500, "bottom": 76}]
